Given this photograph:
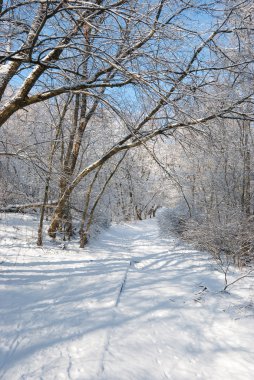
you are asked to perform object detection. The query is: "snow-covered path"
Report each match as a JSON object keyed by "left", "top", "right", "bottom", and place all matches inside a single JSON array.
[{"left": 0, "top": 217, "right": 253, "bottom": 380}]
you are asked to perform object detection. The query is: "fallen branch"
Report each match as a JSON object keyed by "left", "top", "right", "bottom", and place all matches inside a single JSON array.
[{"left": 0, "top": 201, "right": 57, "bottom": 213}]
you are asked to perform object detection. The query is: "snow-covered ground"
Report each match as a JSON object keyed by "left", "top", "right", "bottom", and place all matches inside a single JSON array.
[{"left": 0, "top": 214, "right": 253, "bottom": 380}]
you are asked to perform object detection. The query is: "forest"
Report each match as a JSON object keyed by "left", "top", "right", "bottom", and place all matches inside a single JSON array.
[
  {"left": 0, "top": 1, "right": 254, "bottom": 379},
  {"left": 1, "top": 0, "right": 253, "bottom": 267}
]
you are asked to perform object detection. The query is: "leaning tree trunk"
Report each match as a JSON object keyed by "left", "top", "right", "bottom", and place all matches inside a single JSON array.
[
  {"left": 80, "top": 153, "right": 127, "bottom": 247},
  {"left": 48, "top": 186, "right": 73, "bottom": 238},
  {"left": 37, "top": 96, "right": 71, "bottom": 246},
  {"left": 79, "top": 166, "right": 102, "bottom": 247}
]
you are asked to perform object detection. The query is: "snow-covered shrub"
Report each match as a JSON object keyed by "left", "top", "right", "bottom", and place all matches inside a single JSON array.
[
  {"left": 183, "top": 208, "right": 254, "bottom": 268},
  {"left": 156, "top": 205, "right": 190, "bottom": 237}
]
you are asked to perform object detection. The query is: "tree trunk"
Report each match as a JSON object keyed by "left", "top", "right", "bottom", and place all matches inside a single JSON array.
[
  {"left": 38, "top": 96, "right": 71, "bottom": 243},
  {"left": 240, "top": 119, "right": 251, "bottom": 266},
  {"left": 80, "top": 153, "right": 127, "bottom": 247},
  {"left": 79, "top": 166, "right": 102, "bottom": 248},
  {"left": 37, "top": 176, "right": 50, "bottom": 246}
]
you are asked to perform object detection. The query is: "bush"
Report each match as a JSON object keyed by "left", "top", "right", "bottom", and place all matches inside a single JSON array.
[{"left": 156, "top": 205, "right": 189, "bottom": 237}]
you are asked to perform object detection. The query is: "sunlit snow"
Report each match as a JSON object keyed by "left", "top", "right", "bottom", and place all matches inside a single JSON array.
[{"left": 0, "top": 214, "right": 253, "bottom": 380}]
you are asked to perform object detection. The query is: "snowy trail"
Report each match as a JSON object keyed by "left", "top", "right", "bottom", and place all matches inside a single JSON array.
[{"left": 0, "top": 216, "right": 254, "bottom": 380}]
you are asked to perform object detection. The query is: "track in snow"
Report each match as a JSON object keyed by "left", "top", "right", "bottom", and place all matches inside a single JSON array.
[{"left": 0, "top": 216, "right": 254, "bottom": 380}]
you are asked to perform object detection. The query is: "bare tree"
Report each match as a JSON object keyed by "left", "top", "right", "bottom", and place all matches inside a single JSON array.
[{"left": 0, "top": 0, "right": 254, "bottom": 242}]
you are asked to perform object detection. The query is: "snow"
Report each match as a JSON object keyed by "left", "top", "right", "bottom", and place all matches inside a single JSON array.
[
  {"left": 0, "top": 214, "right": 253, "bottom": 380},
  {"left": 0, "top": 65, "right": 9, "bottom": 76}
]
